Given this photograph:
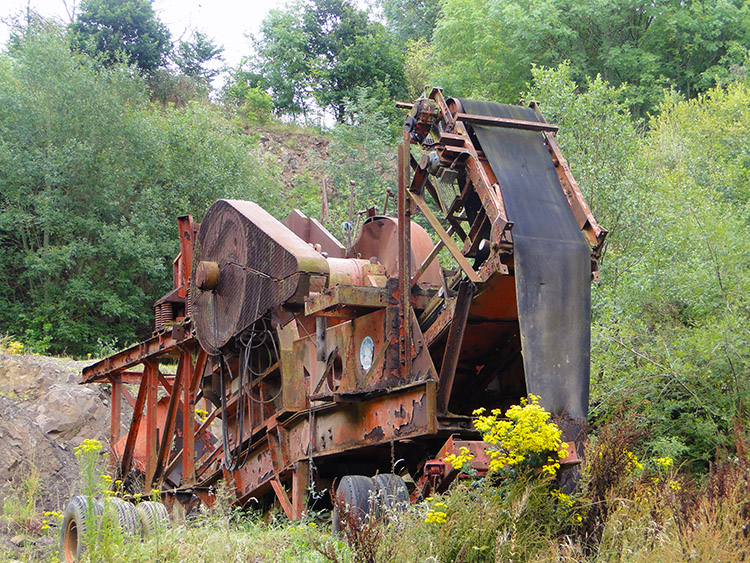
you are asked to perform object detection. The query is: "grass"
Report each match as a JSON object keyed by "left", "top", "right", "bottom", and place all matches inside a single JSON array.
[{"left": 2, "top": 416, "right": 750, "bottom": 562}]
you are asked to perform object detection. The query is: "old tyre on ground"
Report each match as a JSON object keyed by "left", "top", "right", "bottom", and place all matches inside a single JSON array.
[
  {"left": 332, "top": 475, "right": 376, "bottom": 534},
  {"left": 373, "top": 473, "right": 410, "bottom": 517},
  {"left": 136, "top": 501, "right": 170, "bottom": 537},
  {"left": 61, "top": 495, "right": 103, "bottom": 563},
  {"left": 106, "top": 497, "right": 139, "bottom": 536}
]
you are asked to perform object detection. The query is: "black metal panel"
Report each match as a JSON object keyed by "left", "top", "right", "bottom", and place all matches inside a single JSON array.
[{"left": 457, "top": 99, "right": 591, "bottom": 422}]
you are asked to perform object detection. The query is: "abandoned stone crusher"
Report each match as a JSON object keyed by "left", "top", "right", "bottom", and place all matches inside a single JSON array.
[{"left": 65, "top": 87, "right": 606, "bottom": 555}]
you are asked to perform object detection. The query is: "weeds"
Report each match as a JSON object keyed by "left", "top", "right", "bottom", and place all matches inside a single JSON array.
[
  {"left": 3, "top": 412, "right": 750, "bottom": 562},
  {"left": 1, "top": 462, "right": 41, "bottom": 534}
]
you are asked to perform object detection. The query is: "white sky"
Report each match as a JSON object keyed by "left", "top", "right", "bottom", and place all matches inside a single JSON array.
[{"left": 0, "top": 0, "right": 288, "bottom": 69}]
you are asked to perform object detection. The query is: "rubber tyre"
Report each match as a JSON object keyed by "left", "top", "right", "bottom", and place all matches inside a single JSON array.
[
  {"left": 61, "top": 495, "right": 103, "bottom": 563},
  {"left": 106, "top": 498, "right": 139, "bottom": 536},
  {"left": 373, "top": 473, "right": 410, "bottom": 517},
  {"left": 332, "top": 475, "right": 375, "bottom": 535},
  {"left": 136, "top": 501, "right": 170, "bottom": 538}
]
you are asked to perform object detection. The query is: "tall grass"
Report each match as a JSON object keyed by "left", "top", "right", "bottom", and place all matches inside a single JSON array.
[{"left": 3, "top": 415, "right": 749, "bottom": 562}]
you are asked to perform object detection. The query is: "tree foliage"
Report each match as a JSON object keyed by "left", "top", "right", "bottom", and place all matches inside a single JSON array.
[
  {"left": 252, "top": 0, "right": 406, "bottom": 121},
  {"left": 173, "top": 31, "right": 224, "bottom": 84},
  {"left": 378, "top": 0, "right": 441, "bottom": 44},
  {"left": 528, "top": 64, "right": 750, "bottom": 467},
  {"left": 70, "top": 0, "right": 171, "bottom": 73},
  {"left": 0, "top": 26, "right": 281, "bottom": 355},
  {"left": 433, "top": 0, "right": 750, "bottom": 114}
]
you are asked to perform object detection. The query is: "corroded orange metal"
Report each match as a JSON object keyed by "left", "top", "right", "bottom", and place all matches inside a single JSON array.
[{"left": 83, "top": 87, "right": 605, "bottom": 517}]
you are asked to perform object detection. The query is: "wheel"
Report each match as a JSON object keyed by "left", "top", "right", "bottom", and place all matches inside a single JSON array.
[
  {"left": 136, "top": 501, "right": 170, "bottom": 537},
  {"left": 373, "top": 473, "right": 410, "bottom": 517},
  {"left": 60, "top": 496, "right": 103, "bottom": 563},
  {"left": 331, "top": 475, "right": 375, "bottom": 534},
  {"left": 106, "top": 498, "right": 139, "bottom": 536}
]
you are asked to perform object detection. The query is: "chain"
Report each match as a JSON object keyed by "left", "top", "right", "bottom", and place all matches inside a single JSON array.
[{"left": 390, "top": 439, "right": 396, "bottom": 474}]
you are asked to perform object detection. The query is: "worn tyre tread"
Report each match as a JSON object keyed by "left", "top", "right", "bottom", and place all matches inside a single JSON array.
[
  {"left": 136, "top": 501, "right": 169, "bottom": 538},
  {"left": 61, "top": 495, "right": 103, "bottom": 562},
  {"left": 373, "top": 473, "right": 410, "bottom": 515},
  {"left": 107, "top": 497, "right": 139, "bottom": 536},
  {"left": 332, "top": 475, "right": 375, "bottom": 534}
]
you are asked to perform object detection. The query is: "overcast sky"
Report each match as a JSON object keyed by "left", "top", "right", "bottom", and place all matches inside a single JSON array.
[{"left": 0, "top": 0, "right": 286, "bottom": 69}]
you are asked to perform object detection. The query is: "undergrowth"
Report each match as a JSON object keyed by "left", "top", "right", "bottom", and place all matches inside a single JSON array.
[{"left": 2, "top": 409, "right": 750, "bottom": 562}]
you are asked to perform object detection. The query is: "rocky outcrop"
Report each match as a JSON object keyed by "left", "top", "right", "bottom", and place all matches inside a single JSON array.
[{"left": 0, "top": 354, "right": 116, "bottom": 510}]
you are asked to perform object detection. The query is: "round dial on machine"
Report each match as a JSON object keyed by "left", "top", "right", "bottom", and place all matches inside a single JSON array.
[{"left": 359, "top": 336, "right": 374, "bottom": 371}]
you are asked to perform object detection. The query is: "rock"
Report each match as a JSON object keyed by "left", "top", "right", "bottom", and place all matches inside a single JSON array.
[
  {"left": 28, "top": 384, "right": 109, "bottom": 443},
  {"left": 0, "top": 353, "right": 127, "bottom": 512},
  {"left": 0, "top": 355, "right": 88, "bottom": 400},
  {"left": 0, "top": 395, "right": 80, "bottom": 511}
]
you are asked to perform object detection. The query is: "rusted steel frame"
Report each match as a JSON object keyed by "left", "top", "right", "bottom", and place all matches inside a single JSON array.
[
  {"left": 158, "top": 372, "right": 174, "bottom": 395},
  {"left": 154, "top": 347, "right": 191, "bottom": 485},
  {"left": 121, "top": 385, "right": 136, "bottom": 409},
  {"left": 118, "top": 372, "right": 144, "bottom": 384},
  {"left": 305, "top": 286, "right": 388, "bottom": 317},
  {"left": 455, "top": 112, "right": 558, "bottom": 133},
  {"left": 292, "top": 461, "right": 310, "bottom": 519},
  {"left": 528, "top": 102, "right": 607, "bottom": 254},
  {"left": 195, "top": 445, "right": 223, "bottom": 478},
  {"left": 183, "top": 348, "right": 206, "bottom": 484},
  {"left": 409, "top": 191, "right": 481, "bottom": 283},
  {"left": 411, "top": 230, "right": 449, "bottom": 289},
  {"left": 190, "top": 348, "right": 208, "bottom": 395},
  {"left": 120, "top": 361, "right": 151, "bottom": 481},
  {"left": 145, "top": 360, "right": 159, "bottom": 491},
  {"left": 422, "top": 297, "right": 457, "bottom": 345},
  {"left": 110, "top": 375, "right": 122, "bottom": 470},
  {"left": 176, "top": 215, "right": 195, "bottom": 297},
  {"left": 82, "top": 328, "right": 187, "bottom": 383},
  {"left": 463, "top": 206, "right": 489, "bottom": 255},
  {"left": 409, "top": 154, "right": 442, "bottom": 210},
  {"left": 270, "top": 477, "right": 294, "bottom": 520},
  {"left": 398, "top": 135, "right": 412, "bottom": 377},
  {"left": 545, "top": 129, "right": 607, "bottom": 253},
  {"left": 429, "top": 90, "right": 512, "bottom": 235},
  {"left": 162, "top": 403, "right": 220, "bottom": 485},
  {"left": 437, "top": 282, "right": 475, "bottom": 413}
]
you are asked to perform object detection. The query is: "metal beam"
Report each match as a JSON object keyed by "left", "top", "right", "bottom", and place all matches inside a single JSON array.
[
  {"left": 455, "top": 112, "right": 558, "bottom": 133},
  {"left": 437, "top": 282, "right": 475, "bottom": 412},
  {"left": 409, "top": 191, "right": 481, "bottom": 283}
]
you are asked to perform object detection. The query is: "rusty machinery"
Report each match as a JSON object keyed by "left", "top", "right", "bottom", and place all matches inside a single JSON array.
[{"left": 79, "top": 88, "right": 606, "bottom": 522}]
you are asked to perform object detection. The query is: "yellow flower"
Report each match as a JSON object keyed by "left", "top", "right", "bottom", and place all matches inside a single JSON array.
[
  {"left": 668, "top": 480, "right": 681, "bottom": 491},
  {"left": 655, "top": 456, "right": 673, "bottom": 470},
  {"left": 550, "top": 490, "right": 574, "bottom": 507},
  {"left": 101, "top": 474, "right": 113, "bottom": 484},
  {"left": 425, "top": 510, "right": 448, "bottom": 524},
  {"left": 444, "top": 446, "right": 475, "bottom": 470},
  {"left": 74, "top": 438, "right": 103, "bottom": 457},
  {"left": 624, "top": 450, "right": 643, "bottom": 471},
  {"left": 473, "top": 395, "right": 565, "bottom": 475}
]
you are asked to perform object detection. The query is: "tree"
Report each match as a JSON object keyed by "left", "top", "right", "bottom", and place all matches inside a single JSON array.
[
  {"left": 378, "top": 0, "right": 441, "bottom": 44},
  {"left": 70, "top": 0, "right": 171, "bottom": 73},
  {"left": 432, "top": 0, "right": 750, "bottom": 115},
  {"left": 173, "top": 31, "right": 224, "bottom": 84},
  {"left": 528, "top": 64, "right": 750, "bottom": 467},
  {"left": 253, "top": 0, "right": 406, "bottom": 121},
  {"left": 0, "top": 25, "right": 281, "bottom": 356}
]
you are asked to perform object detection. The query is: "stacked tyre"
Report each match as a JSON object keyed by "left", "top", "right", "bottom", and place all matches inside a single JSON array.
[
  {"left": 60, "top": 496, "right": 170, "bottom": 562},
  {"left": 332, "top": 473, "right": 410, "bottom": 534}
]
